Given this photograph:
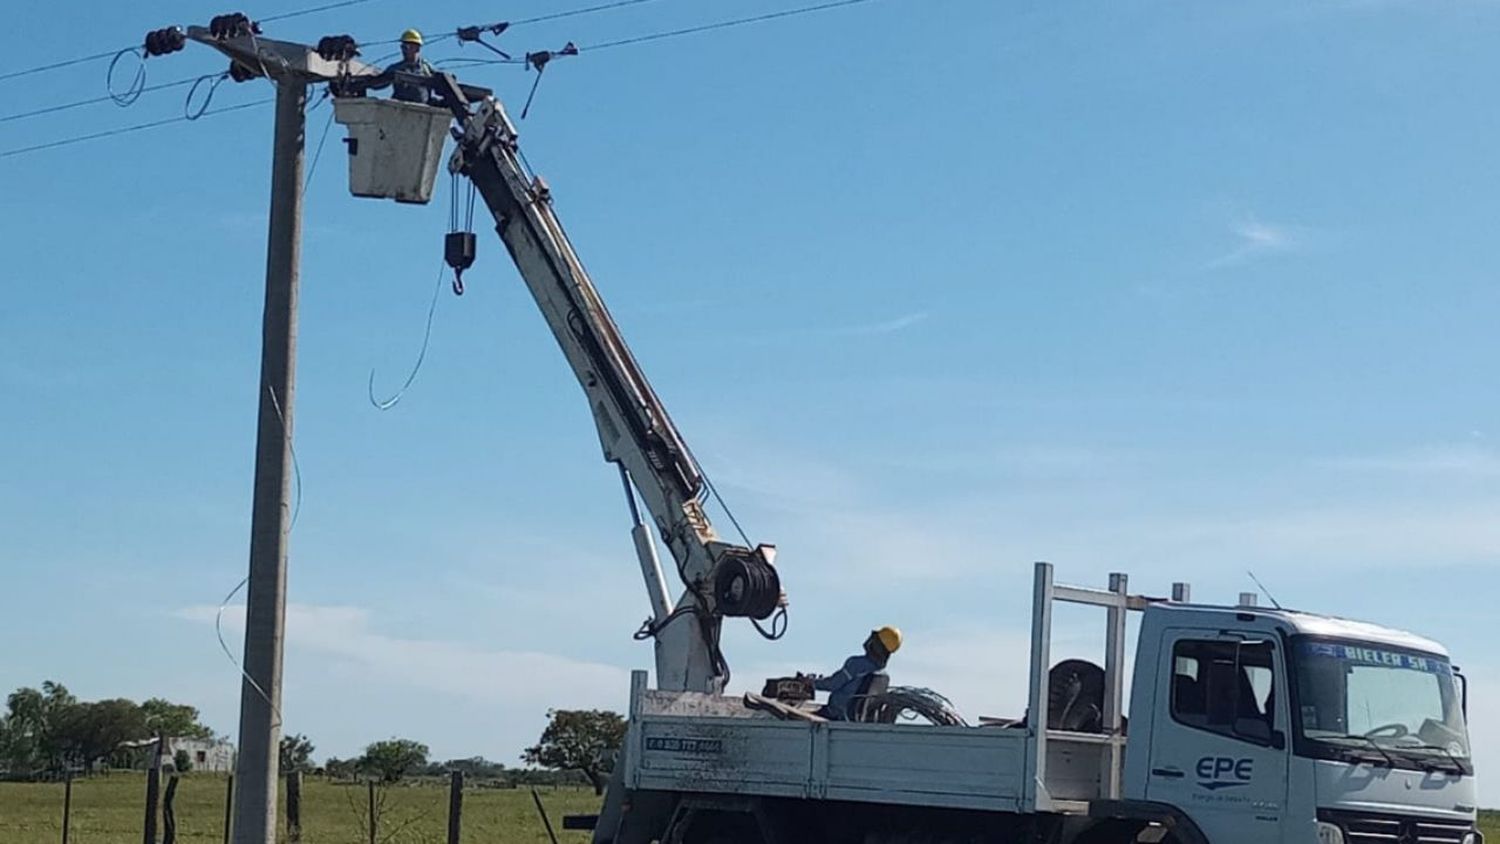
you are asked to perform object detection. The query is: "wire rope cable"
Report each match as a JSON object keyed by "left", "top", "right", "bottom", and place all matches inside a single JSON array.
[{"left": 368, "top": 262, "right": 447, "bottom": 410}]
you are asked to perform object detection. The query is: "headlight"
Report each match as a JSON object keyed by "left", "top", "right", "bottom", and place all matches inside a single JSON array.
[
  {"left": 1316, "top": 821, "right": 1346, "bottom": 844},
  {"left": 1461, "top": 833, "right": 1479, "bottom": 844}
]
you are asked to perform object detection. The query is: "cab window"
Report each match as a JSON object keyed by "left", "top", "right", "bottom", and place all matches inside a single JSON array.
[{"left": 1171, "top": 639, "right": 1278, "bottom": 744}]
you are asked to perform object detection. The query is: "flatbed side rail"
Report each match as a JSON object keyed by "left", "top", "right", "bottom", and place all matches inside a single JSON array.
[{"left": 1024, "top": 563, "right": 1191, "bottom": 811}]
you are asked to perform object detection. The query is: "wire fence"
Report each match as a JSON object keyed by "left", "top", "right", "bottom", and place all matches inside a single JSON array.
[{"left": 0, "top": 771, "right": 597, "bottom": 844}]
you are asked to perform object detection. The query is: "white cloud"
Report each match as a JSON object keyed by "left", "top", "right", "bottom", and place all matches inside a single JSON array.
[
  {"left": 177, "top": 603, "right": 629, "bottom": 713},
  {"left": 1203, "top": 215, "right": 1303, "bottom": 269},
  {"left": 829, "top": 311, "right": 930, "bottom": 337}
]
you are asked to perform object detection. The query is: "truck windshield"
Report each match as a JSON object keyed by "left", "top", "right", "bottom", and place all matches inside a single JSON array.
[{"left": 1292, "top": 637, "right": 1470, "bottom": 772}]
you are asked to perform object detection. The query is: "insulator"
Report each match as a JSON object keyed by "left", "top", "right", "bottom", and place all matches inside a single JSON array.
[
  {"left": 316, "top": 35, "right": 359, "bottom": 62},
  {"left": 227, "top": 60, "right": 258, "bottom": 83},
  {"left": 143, "top": 27, "right": 186, "bottom": 58},
  {"left": 209, "top": 12, "right": 259, "bottom": 40}
]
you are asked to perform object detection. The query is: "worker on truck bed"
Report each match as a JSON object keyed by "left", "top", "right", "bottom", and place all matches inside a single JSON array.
[
  {"left": 811, "top": 626, "right": 901, "bottom": 720},
  {"left": 366, "top": 29, "right": 435, "bottom": 103}
]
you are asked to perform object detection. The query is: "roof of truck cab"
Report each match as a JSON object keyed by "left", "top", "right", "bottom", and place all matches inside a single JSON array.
[{"left": 1148, "top": 602, "right": 1450, "bottom": 657}]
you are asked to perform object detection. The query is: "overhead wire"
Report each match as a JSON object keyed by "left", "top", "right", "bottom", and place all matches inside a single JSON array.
[
  {"left": 0, "top": 98, "right": 270, "bottom": 159},
  {"left": 106, "top": 48, "right": 148, "bottom": 105},
  {"left": 583, "top": 0, "right": 877, "bottom": 52},
  {"left": 0, "top": 47, "right": 134, "bottom": 83},
  {"left": 0, "top": 76, "right": 202, "bottom": 123},
  {"left": 446, "top": 0, "right": 880, "bottom": 71},
  {"left": 512, "top": 0, "right": 667, "bottom": 26},
  {"left": 184, "top": 73, "right": 234, "bottom": 120},
  {"left": 0, "top": 0, "right": 382, "bottom": 84},
  {"left": 260, "top": 0, "right": 379, "bottom": 23}
]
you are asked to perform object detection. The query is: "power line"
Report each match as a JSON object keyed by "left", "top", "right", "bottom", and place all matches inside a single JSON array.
[
  {"left": 585, "top": 0, "right": 877, "bottom": 52},
  {"left": 0, "top": 76, "right": 203, "bottom": 123},
  {"left": 513, "top": 0, "right": 667, "bottom": 26},
  {"left": 361, "top": 0, "right": 670, "bottom": 49},
  {"left": 450, "top": 0, "right": 880, "bottom": 67},
  {"left": 0, "top": 99, "right": 270, "bottom": 159},
  {"left": 0, "top": 48, "right": 132, "bottom": 83},
  {"left": 0, "top": 0, "right": 384, "bottom": 84},
  {"left": 2, "top": 0, "right": 883, "bottom": 156},
  {"left": 261, "top": 0, "right": 378, "bottom": 23}
]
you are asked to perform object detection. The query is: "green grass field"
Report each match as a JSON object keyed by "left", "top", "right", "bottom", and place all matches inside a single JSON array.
[
  {"left": 1, "top": 774, "right": 1495, "bottom": 842},
  {"left": 0, "top": 774, "right": 598, "bottom": 844}
]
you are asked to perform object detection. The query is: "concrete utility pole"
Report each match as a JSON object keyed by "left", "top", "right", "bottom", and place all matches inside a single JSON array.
[{"left": 183, "top": 27, "right": 375, "bottom": 844}]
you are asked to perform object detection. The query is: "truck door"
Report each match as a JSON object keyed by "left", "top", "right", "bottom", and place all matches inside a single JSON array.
[{"left": 1143, "top": 630, "right": 1289, "bottom": 843}]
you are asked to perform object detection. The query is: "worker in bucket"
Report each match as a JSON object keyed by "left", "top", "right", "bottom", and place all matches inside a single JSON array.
[
  {"left": 366, "top": 29, "right": 436, "bottom": 103},
  {"left": 811, "top": 626, "right": 902, "bottom": 720}
]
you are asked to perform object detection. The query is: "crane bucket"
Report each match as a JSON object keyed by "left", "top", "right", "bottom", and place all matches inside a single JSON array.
[{"left": 333, "top": 97, "right": 451, "bottom": 204}]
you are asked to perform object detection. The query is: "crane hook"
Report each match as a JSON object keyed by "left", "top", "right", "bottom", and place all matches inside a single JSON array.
[{"left": 445, "top": 231, "right": 476, "bottom": 296}]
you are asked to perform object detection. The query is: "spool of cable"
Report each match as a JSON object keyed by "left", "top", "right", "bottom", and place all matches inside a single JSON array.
[{"left": 713, "top": 549, "right": 781, "bottom": 620}]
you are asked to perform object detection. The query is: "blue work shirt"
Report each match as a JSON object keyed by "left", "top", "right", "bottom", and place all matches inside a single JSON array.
[{"left": 815, "top": 654, "right": 883, "bottom": 720}]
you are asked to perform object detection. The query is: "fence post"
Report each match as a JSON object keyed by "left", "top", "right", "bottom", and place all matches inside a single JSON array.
[
  {"left": 222, "top": 775, "right": 234, "bottom": 844},
  {"left": 143, "top": 737, "right": 163, "bottom": 844},
  {"left": 286, "top": 771, "right": 302, "bottom": 844},
  {"left": 530, "top": 788, "right": 560, "bottom": 844},
  {"left": 61, "top": 771, "right": 73, "bottom": 844},
  {"left": 367, "top": 780, "right": 377, "bottom": 844},
  {"left": 162, "top": 775, "right": 180, "bottom": 844},
  {"left": 447, "top": 771, "right": 463, "bottom": 844}
]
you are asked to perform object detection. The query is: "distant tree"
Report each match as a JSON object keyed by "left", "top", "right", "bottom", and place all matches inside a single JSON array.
[
  {"left": 359, "top": 739, "right": 429, "bottom": 783},
  {"left": 279, "top": 733, "right": 315, "bottom": 773},
  {"left": 3, "top": 682, "right": 77, "bottom": 774},
  {"left": 443, "top": 756, "right": 507, "bottom": 779},
  {"left": 53, "top": 699, "right": 148, "bottom": 769},
  {"left": 324, "top": 756, "right": 356, "bottom": 780},
  {"left": 173, "top": 749, "right": 193, "bottom": 773},
  {"left": 522, "top": 710, "right": 626, "bottom": 795},
  {"left": 140, "top": 699, "right": 214, "bottom": 740}
]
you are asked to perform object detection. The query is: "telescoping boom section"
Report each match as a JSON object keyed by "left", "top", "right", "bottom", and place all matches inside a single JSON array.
[{"left": 429, "top": 76, "right": 781, "bottom": 694}]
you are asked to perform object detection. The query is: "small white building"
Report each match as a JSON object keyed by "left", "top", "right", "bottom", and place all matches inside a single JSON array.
[{"left": 122, "top": 737, "right": 236, "bottom": 773}]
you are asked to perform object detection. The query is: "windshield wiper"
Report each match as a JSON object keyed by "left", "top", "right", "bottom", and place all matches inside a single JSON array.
[
  {"left": 1335, "top": 735, "right": 1396, "bottom": 768},
  {"left": 1402, "top": 743, "right": 1468, "bottom": 775}
]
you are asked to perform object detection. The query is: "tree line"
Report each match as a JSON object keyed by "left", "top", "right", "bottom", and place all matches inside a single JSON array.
[
  {"left": 316, "top": 708, "right": 627, "bottom": 794},
  {"left": 4, "top": 682, "right": 627, "bottom": 793},
  {"left": 0, "top": 682, "right": 216, "bottom": 777}
]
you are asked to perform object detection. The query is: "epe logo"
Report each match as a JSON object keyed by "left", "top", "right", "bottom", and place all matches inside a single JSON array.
[{"left": 1197, "top": 757, "right": 1254, "bottom": 791}]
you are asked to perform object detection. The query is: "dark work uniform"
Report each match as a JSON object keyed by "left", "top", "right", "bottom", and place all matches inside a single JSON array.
[{"left": 370, "top": 57, "right": 436, "bottom": 103}]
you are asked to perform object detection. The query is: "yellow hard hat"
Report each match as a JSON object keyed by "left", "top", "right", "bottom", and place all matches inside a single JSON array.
[
  {"left": 400, "top": 29, "right": 423, "bottom": 46},
  {"left": 874, "top": 626, "right": 902, "bottom": 654}
]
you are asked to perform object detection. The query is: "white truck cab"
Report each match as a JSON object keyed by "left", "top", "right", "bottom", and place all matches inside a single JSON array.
[{"left": 1125, "top": 601, "right": 1478, "bottom": 844}]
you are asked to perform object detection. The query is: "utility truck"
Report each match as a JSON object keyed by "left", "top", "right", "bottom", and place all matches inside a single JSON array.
[{"left": 322, "top": 59, "right": 1481, "bottom": 844}]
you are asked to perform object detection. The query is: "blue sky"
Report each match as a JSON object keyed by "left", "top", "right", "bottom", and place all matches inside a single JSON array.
[{"left": 6, "top": 0, "right": 1500, "bottom": 802}]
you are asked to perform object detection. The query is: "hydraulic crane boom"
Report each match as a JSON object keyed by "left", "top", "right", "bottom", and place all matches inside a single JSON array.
[{"left": 433, "top": 79, "right": 783, "bottom": 694}]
